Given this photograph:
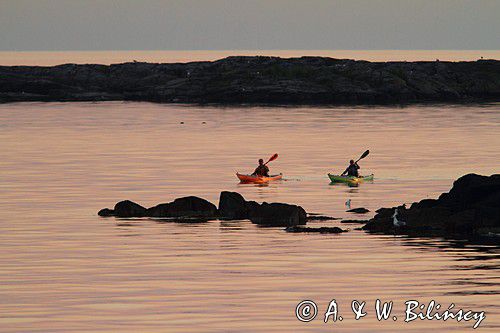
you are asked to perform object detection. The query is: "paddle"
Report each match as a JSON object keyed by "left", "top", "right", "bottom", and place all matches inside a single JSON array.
[
  {"left": 355, "top": 150, "right": 370, "bottom": 164},
  {"left": 264, "top": 153, "right": 279, "bottom": 165},
  {"left": 341, "top": 150, "right": 369, "bottom": 175}
]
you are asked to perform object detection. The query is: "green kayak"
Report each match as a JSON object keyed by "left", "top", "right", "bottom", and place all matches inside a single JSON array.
[{"left": 328, "top": 173, "right": 374, "bottom": 183}]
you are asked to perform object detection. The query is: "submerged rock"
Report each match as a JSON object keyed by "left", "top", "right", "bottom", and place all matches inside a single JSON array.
[
  {"left": 341, "top": 219, "right": 369, "bottom": 224},
  {"left": 363, "top": 174, "right": 500, "bottom": 237},
  {"left": 347, "top": 207, "right": 370, "bottom": 214},
  {"left": 285, "top": 226, "right": 346, "bottom": 233},
  {"left": 151, "top": 217, "right": 211, "bottom": 223},
  {"left": 306, "top": 215, "right": 341, "bottom": 221}
]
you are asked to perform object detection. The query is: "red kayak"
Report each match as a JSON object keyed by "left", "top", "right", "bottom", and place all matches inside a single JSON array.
[{"left": 236, "top": 173, "right": 283, "bottom": 184}]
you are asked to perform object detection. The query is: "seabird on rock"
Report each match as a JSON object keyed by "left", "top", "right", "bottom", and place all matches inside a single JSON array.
[{"left": 392, "top": 209, "right": 406, "bottom": 228}]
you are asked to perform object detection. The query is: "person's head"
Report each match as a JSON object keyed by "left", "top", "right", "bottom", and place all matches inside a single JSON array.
[
  {"left": 259, "top": 159, "right": 264, "bottom": 165},
  {"left": 349, "top": 159, "right": 355, "bottom": 165}
]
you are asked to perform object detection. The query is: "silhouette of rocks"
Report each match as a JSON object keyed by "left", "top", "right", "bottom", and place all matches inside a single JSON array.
[
  {"left": 97, "top": 208, "right": 115, "bottom": 217},
  {"left": 341, "top": 219, "right": 369, "bottom": 224},
  {"left": 99, "top": 192, "right": 307, "bottom": 226},
  {"left": 347, "top": 207, "right": 370, "bottom": 214},
  {"left": 147, "top": 196, "right": 218, "bottom": 218},
  {"left": 219, "top": 191, "right": 306, "bottom": 226},
  {"left": 249, "top": 202, "right": 307, "bottom": 227},
  {"left": 307, "top": 215, "right": 341, "bottom": 221},
  {"left": 363, "top": 174, "right": 500, "bottom": 237},
  {"left": 218, "top": 191, "right": 249, "bottom": 219},
  {"left": 113, "top": 200, "right": 147, "bottom": 218}
]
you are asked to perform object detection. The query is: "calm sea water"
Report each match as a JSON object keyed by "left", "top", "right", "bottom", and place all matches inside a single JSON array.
[{"left": 0, "top": 102, "right": 499, "bottom": 332}]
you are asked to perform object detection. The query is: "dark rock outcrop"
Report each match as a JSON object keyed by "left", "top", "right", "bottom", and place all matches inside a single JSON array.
[
  {"left": 249, "top": 202, "right": 307, "bottom": 227},
  {"left": 114, "top": 200, "right": 147, "bottom": 218},
  {"left": 218, "top": 191, "right": 249, "bottom": 219},
  {"left": 98, "top": 197, "right": 217, "bottom": 219},
  {"left": 347, "top": 207, "right": 370, "bottom": 214},
  {"left": 363, "top": 174, "right": 500, "bottom": 237},
  {"left": 1, "top": 57, "right": 499, "bottom": 105},
  {"left": 99, "top": 192, "right": 307, "bottom": 226},
  {"left": 307, "top": 215, "right": 341, "bottom": 221},
  {"left": 147, "top": 196, "right": 218, "bottom": 218},
  {"left": 97, "top": 208, "right": 115, "bottom": 217},
  {"left": 285, "top": 226, "right": 346, "bottom": 233},
  {"left": 218, "top": 191, "right": 306, "bottom": 226},
  {"left": 341, "top": 219, "right": 369, "bottom": 224}
]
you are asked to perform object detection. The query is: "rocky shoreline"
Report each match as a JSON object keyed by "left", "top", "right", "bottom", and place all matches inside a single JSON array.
[
  {"left": 98, "top": 173, "right": 499, "bottom": 240},
  {"left": 363, "top": 174, "right": 500, "bottom": 239},
  {"left": 2, "top": 56, "right": 499, "bottom": 104}
]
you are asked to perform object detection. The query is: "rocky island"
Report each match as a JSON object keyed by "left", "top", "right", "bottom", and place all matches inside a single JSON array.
[{"left": 2, "top": 56, "right": 499, "bottom": 104}]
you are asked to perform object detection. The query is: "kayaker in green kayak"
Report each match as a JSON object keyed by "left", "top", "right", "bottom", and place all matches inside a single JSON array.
[
  {"left": 341, "top": 159, "right": 360, "bottom": 177},
  {"left": 252, "top": 159, "right": 270, "bottom": 177}
]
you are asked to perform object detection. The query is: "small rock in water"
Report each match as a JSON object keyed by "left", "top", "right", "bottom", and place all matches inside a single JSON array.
[
  {"left": 285, "top": 226, "right": 347, "bottom": 233},
  {"left": 98, "top": 208, "right": 114, "bottom": 217},
  {"left": 347, "top": 207, "right": 370, "bottom": 214},
  {"left": 307, "top": 215, "right": 341, "bottom": 221},
  {"left": 341, "top": 219, "right": 369, "bottom": 224}
]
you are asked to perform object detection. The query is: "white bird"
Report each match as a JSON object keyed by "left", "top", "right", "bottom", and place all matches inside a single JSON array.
[
  {"left": 345, "top": 199, "right": 351, "bottom": 209},
  {"left": 392, "top": 209, "right": 406, "bottom": 227}
]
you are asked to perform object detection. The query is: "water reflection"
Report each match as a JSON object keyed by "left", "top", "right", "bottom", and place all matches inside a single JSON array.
[{"left": 0, "top": 102, "right": 499, "bottom": 332}]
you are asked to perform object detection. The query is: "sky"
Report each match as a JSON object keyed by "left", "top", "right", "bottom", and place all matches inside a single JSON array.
[{"left": 0, "top": 0, "right": 499, "bottom": 51}]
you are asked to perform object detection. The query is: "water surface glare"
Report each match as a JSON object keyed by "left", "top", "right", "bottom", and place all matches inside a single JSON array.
[{"left": 0, "top": 102, "right": 499, "bottom": 332}]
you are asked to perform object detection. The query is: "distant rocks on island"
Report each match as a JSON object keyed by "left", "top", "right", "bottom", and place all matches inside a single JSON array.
[
  {"left": 1, "top": 56, "right": 499, "bottom": 104},
  {"left": 363, "top": 174, "right": 500, "bottom": 239}
]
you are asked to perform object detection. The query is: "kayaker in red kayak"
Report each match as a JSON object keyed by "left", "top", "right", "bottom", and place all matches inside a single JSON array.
[
  {"left": 252, "top": 159, "right": 270, "bottom": 177},
  {"left": 342, "top": 160, "right": 360, "bottom": 177}
]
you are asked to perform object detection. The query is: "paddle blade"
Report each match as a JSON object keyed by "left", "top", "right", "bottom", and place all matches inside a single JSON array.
[
  {"left": 359, "top": 150, "right": 370, "bottom": 160},
  {"left": 266, "top": 153, "right": 279, "bottom": 164}
]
